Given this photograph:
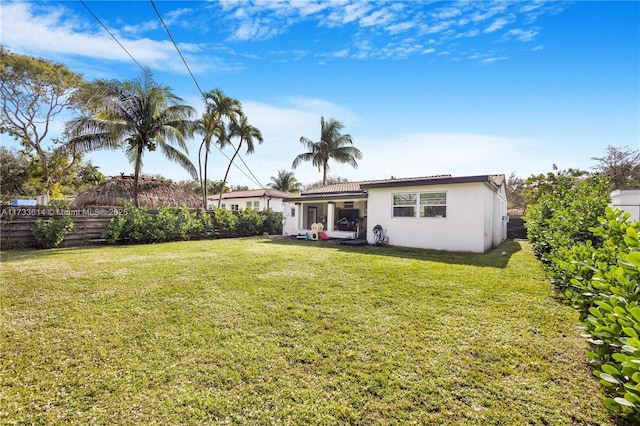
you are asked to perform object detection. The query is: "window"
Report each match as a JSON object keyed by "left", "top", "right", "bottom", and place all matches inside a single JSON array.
[
  {"left": 392, "top": 192, "right": 446, "bottom": 218},
  {"left": 419, "top": 192, "right": 446, "bottom": 217},
  {"left": 393, "top": 193, "right": 417, "bottom": 217},
  {"left": 290, "top": 207, "right": 296, "bottom": 217},
  {"left": 343, "top": 201, "right": 354, "bottom": 209},
  {"left": 221, "top": 204, "right": 226, "bottom": 209},
  {"left": 231, "top": 204, "right": 239, "bottom": 211},
  {"left": 246, "top": 201, "right": 260, "bottom": 209}
]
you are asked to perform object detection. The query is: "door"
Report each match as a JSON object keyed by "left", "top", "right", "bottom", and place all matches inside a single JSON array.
[{"left": 307, "top": 206, "right": 317, "bottom": 229}]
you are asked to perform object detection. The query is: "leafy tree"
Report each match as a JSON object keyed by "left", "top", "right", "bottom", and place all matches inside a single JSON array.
[
  {"left": 0, "top": 147, "right": 31, "bottom": 202},
  {"left": 175, "top": 179, "right": 201, "bottom": 196},
  {"left": 67, "top": 70, "right": 197, "bottom": 207},
  {"left": 0, "top": 146, "right": 104, "bottom": 203},
  {"left": 521, "top": 165, "right": 589, "bottom": 207},
  {"left": 196, "top": 89, "right": 242, "bottom": 208},
  {"left": 506, "top": 172, "right": 526, "bottom": 211},
  {"left": 268, "top": 169, "right": 301, "bottom": 192},
  {"left": 230, "top": 185, "right": 249, "bottom": 191},
  {"left": 293, "top": 116, "right": 362, "bottom": 185},
  {"left": 218, "top": 114, "right": 263, "bottom": 208},
  {"left": 208, "top": 180, "right": 230, "bottom": 195},
  {"left": 591, "top": 145, "right": 640, "bottom": 190},
  {"left": 0, "top": 46, "right": 86, "bottom": 196}
]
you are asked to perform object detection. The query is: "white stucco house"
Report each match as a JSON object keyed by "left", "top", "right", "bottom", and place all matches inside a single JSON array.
[
  {"left": 208, "top": 189, "right": 295, "bottom": 212},
  {"left": 610, "top": 189, "right": 640, "bottom": 221},
  {"left": 282, "top": 174, "right": 508, "bottom": 253}
]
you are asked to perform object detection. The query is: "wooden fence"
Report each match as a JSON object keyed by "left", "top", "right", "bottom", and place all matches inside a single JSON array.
[{"left": 0, "top": 206, "right": 122, "bottom": 249}]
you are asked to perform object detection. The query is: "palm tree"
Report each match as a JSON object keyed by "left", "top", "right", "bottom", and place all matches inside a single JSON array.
[
  {"left": 268, "top": 169, "right": 301, "bottom": 193},
  {"left": 67, "top": 70, "right": 197, "bottom": 207},
  {"left": 219, "top": 114, "right": 263, "bottom": 209},
  {"left": 196, "top": 89, "right": 242, "bottom": 208},
  {"left": 292, "top": 116, "right": 362, "bottom": 185}
]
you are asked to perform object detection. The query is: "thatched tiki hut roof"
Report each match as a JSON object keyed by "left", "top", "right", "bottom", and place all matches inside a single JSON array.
[{"left": 73, "top": 175, "right": 201, "bottom": 208}]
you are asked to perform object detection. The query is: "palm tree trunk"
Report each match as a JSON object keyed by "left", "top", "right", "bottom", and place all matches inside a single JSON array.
[
  {"left": 134, "top": 143, "right": 143, "bottom": 208},
  {"left": 218, "top": 142, "right": 242, "bottom": 209},
  {"left": 204, "top": 148, "right": 210, "bottom": 209},
  {"left": 198, "top": 140, "right": 206, "bottom": 209}
]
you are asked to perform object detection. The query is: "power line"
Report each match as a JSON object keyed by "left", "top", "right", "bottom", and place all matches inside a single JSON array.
[
  {"left": 79, "top": 0, "right": 146, "bottom": 73},
  {"left": 150, "top": 0, "right": 266, "bottom": 189},
  {"left": 78, "top": 0, "right": 264, "bottom": 188},
  {"left": 149, "top": 0, "right": 204, "bottom": 97}
]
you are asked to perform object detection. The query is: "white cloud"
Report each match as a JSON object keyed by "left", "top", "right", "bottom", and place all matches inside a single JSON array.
[
  {"left": 484, "top": 17, "right": 510, "bottom": 33},
  {"left": 502, "top": 28, "right": 540, "bottom": 42},
  {"left": 1, "top": 2, "right": 235, "bottom": 76},
  {"left": 481, "top": 56, "right": 508, "bottom": 64}
]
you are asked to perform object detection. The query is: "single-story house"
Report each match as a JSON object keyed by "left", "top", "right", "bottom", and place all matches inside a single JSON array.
[
  {"left": 282, "top": 174, "right": 508, "bottom": 253},
  {"left": 610, "top": 189, "right": 640, "bottom": 221},
  {"left": 207, "top": 188, "right": 296, "bottom": 212}
]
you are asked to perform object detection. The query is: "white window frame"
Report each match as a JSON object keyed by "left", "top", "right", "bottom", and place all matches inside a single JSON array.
[{"left": 392, "top": 191, "right": 447, "bottom": 218}]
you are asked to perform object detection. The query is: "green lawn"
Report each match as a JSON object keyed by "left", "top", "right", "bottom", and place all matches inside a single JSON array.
[{"left": 0, "top": 238, "right": 618, "bottom": 425}]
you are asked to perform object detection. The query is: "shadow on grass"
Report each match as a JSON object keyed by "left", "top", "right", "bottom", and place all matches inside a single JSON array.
[
  {"left": 1, "top": 238, "right": 524, "bottom": 269},
  {"left": 261, "top": 237, "right": 524, "bottom": 269}
]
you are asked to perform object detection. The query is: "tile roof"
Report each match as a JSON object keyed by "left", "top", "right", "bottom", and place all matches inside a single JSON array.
[
  {"left": 208, "top": 188, "right": 296, "bottom": 200},
  {"left": 294, "top": 174, "right": 505, "bottom": 198}
]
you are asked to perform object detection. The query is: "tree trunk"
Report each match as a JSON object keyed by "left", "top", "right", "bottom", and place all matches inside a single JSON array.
[
  {"left": 198, "top": 140, "right": 205, "bottom": 209},
  {"left": 218, "top": 142, "right": 242, "bottom": 209},
  {"left": 133, "top": 144, "right": 143, "bottom": 208}
]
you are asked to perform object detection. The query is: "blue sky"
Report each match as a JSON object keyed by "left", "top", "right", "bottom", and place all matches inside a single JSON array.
[{"left": 1, "top": 0, "right": 638, "bottom": 188}]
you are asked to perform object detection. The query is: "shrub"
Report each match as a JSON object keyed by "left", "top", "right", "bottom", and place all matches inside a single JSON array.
[
  {"left": 525, "top": 175, "right": 610, "bottom": 262},
  {"left": 260, "top": 209, "right": 283, "bottom": 235},
  {"left": 32, "top": 215, "right": 74, "bottom": 248},
  {"left": 212, "top": 208, "right": 236, "bottom": 238},
  {"left": 236, "top": 208, "right": 262, "bottom": 237},
  {"left": 529, "top": 202, "right": 640, "bottom": 422},
  {"left": 102, "top": 204, "right": 215, "bottom": 244}
]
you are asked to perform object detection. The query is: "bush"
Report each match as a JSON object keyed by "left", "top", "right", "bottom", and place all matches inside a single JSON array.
[
  {"left": 260, "top": 209, "right": 283, "bottom": 235},
  {"left": 32, "top": 215, "right": 74, "bottom": 248},
  {"left": 102, "top": 204, "right": 215, "bottom": 244},
  {"left": 212, "top": 208, "right": 236, "bottom": 238},
  {"left": 528, "top": 193, "right": 640, "bottom": 421},
  {"left": 236, "top": 208, "right": 262, "bottom": 237},
  {"left": 525, "top": 175, "right": 610, "bottom": 262}
]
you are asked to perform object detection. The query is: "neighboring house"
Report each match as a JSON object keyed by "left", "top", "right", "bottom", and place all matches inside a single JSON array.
[
  {"left": 282, "top": 174, "right": 508, "bottom": 253},
  {"left": 207, "top": 189, "right": 295, "bottom": 212},
  {"left": 610, "top": 189, "right": 640, "bottom": 221}
]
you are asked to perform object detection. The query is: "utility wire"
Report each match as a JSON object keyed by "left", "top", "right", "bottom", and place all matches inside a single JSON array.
[
  {"left": 150, "top": 0, "right": 204, "bottom": 97},
  {"left": 79, "top": 0, "right": 262, "bottom": 188},
  {"left": 150, "top": 0, "right": 266, "bottom": 189},
  {"left": 79, "top": 0, "right": 147, "bottom": 73}
]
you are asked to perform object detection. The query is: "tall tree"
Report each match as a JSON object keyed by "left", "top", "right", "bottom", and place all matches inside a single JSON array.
[
  {"left": 196, "top": 89, "right": 242, "bottom": 208},
  {"left": 591, "top": 145, "right": 640, "bottom": 190},
  {"left": 292, "top": 116, "right": 362, "bottom": 185},
  {"left": 268, "top": 169, "right": 301, "bottom": 192},
  {"left": 219, "top": 114, "right": 263, "bottom": 208},
  {"left": 67, "top": 70, "right": 197, "bottom": 207},
  {"left": 0, "top": 46, "right": 86, "bottom": 196}
]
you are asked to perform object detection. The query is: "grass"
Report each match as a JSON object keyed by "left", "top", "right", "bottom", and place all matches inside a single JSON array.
[{"left": 0, "top": 237, "right": 619, "bottom": 425}]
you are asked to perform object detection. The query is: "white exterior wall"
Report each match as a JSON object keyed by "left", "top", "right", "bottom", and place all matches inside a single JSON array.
[
  {"left": 282, "top": 202, "right": 299, "bottom": 236},
  {"left": 366, "top": 182, "right": 505, "bottom": 253},
  {"left": 611, "top": 189, "right": 640, "bottom": 221},
  {"left": 208, "top": 196, "right": 285, "bottom": 212}
]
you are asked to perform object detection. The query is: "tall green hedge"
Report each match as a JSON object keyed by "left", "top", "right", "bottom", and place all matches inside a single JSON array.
[
  {"left": 526, "top": 175, "right": 640, "bottom": 422},
  {"left": 102, "top": 204, "right": 283, "bottom": 244}
]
